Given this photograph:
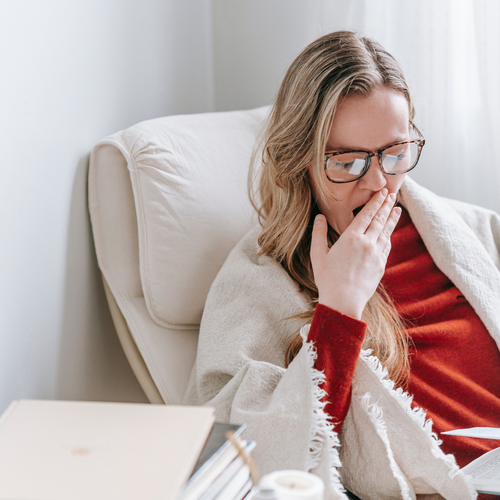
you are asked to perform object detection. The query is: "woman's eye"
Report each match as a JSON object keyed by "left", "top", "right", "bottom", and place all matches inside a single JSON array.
[
  {"left": 326, "top": 155, "right": 366, "bottom": 176},
  {"left": 335, "top": 160, "right": 355, "bottom": 170},
  {"left": 384, "top": 153, "right": 406, "bottom": 162}
]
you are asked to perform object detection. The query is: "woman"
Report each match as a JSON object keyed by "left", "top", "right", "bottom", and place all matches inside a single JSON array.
[{"left": 184, "top": 31, "right": 500, "bottom": 499}]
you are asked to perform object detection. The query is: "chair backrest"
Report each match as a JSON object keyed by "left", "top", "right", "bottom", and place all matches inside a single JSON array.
[{"left": 89, "top": 107, "right": 268, "bottom": 404}]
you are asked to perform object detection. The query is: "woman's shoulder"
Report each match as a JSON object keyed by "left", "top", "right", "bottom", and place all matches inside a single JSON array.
[
  {"left": 198, "top": 225, "right": 309, "bottom": 370},
  {"left": 402, "top": 176, "right": 500, "bottom": 228},
  {"left": 401, "top": 177, "right": 500, "bottom": 268},
  {"left": 440, "top": 196, "right": 500, "bottom": 226},
  {"left": 206, "top": 224, "right": 308, "bottom": 313},
  {"left": 441, "top": 197, "right": 500, "bottom": 267}
]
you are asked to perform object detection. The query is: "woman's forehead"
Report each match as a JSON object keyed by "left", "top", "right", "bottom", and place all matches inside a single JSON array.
[{"left": 327, "top": 88, "right": 410, "bottom": 151}]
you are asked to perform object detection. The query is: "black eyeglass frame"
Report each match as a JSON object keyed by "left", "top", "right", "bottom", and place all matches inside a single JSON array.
[{"left": 323, "top": 122, "right": 426, "bottom": 184}]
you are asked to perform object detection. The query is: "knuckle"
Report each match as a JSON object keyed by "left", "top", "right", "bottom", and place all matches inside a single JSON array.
[
  {"left": 346, "top": 233, "right": 358, "bottom": 245},
  {"left": 360, "top": 240, "right": 373, "bottom": 254},
  {"left": 363, "top": 208, "right": 376, "bottom": 220}
]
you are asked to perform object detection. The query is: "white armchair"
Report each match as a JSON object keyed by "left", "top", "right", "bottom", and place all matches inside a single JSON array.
[{"left": 88, "top": 107, "right": 267, "bottom": 404}]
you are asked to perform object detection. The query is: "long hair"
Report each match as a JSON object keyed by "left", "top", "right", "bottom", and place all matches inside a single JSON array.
[{"left": 249, "top": 31, "right": 413, "bottom": 386}]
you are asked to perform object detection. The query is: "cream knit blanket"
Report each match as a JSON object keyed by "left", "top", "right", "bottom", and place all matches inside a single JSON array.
[{"left": 184, "top": 177, "right": 500, "bottom": 500}]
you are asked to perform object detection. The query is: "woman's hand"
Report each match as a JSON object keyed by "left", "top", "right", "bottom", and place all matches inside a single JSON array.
[{"left": 310, "top": 188, "right": 401, "bottom": 320}]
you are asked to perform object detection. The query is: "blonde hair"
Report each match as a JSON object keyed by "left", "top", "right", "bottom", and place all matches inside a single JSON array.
[{"left": 249, "top": 31, "right": 413, "bottom": 386}]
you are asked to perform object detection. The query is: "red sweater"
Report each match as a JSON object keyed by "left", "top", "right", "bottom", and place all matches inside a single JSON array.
[{"left": 308, "top": 208, "right": 500, "bottom": 496}]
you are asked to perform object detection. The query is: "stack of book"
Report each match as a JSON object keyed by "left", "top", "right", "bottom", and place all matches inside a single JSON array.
[
  {"left": 178, "top": 423, "right": 256, "bottom": 500},
  {"left": 0, "top": 400, "right": 256, "bottom": 500}
]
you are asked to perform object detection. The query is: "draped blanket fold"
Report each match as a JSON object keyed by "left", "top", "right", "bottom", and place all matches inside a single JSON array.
[{"left": 184, "top": 177, "right": 500, "bottom": 500}]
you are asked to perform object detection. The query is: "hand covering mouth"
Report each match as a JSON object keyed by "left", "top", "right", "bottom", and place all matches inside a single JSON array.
[{"left": 353, "top": 205, "right": 365, "bottom": 217}]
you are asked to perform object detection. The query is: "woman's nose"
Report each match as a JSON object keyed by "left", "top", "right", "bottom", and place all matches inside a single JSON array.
[{"left": 359, "top": 156, "right": 387, "bottom": 191}]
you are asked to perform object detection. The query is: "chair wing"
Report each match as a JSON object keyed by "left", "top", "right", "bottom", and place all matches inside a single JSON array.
[{"left": 88, "top": 107, "right": 268, "bottom": 404}]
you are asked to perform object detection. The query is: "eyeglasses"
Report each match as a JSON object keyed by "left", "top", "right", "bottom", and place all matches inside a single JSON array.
[{"left": 324, "top": 122, "right": 425, "bottom": 184}]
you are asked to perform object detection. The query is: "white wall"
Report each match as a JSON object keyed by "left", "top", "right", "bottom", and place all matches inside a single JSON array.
[
  {"left": 212, "top": 0, "right": 316, "bottom": 111},
  {"left": 0, "top": 0, "right": 213, "bottom": 413}
]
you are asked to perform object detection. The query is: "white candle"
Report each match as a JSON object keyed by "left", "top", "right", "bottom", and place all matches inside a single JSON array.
[{"left": 259, "top": 470, "right": 324, "bottom": 500}]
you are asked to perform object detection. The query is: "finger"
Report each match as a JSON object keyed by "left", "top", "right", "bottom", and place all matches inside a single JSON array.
[
  {"left": 310, "top": 214, "right": 329, "bottom": 273},
  {"left": 377, "top": 206, "right": 402, "bottom": 248},
  {"left": 365, "top": 192, "right": 397, "bottom": 238},
  {"left": 382, "top": 238, "right": 392, "bottom": 260},
  {"left": 351, "top": 188, "right": 388, "bottom": 234}
]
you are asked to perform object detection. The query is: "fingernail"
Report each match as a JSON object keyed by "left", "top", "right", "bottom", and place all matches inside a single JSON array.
[
  {"left": 314, "top": 215, "right": 322, "bottom": 225},
  {"left": 389, "top": 193, "right": 396, "bottom": 202},
  {"left": 394, "top": 207, "right": 402, "bottom": 216},
  {"left": 381, "top": 188, "right": 388, "bottom": 197}
]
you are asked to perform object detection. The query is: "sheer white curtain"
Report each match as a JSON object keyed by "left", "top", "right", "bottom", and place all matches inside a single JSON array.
[{"left": 213, "top": 0, "right": 500, "bottom": 212}]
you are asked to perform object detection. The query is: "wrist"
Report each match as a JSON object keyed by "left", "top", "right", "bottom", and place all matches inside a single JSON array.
[{"left": 318, "top": 296, "right": 363, "bottom": 320}]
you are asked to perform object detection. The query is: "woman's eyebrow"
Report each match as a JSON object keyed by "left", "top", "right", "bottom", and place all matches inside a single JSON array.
[{"left": 326, "top": 135, "right": 410, "bottom": 151}]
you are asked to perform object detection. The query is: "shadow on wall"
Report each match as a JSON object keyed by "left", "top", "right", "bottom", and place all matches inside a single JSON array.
[{"left": 56, "top": 153, "right": 148, "bottom": 404}]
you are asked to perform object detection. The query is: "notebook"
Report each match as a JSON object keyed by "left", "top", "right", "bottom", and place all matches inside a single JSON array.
[{"left": 0, "top": 399, "right": 215, "bottom": 500}]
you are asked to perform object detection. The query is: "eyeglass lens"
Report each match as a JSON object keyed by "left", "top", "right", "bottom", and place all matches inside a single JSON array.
[{"left": 325, "top": 142, "right": 420, "bottom": 183}]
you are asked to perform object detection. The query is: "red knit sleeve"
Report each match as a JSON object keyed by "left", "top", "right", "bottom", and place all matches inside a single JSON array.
[{"left": 308, "top": 303, "right": 367, "bottom": 433}]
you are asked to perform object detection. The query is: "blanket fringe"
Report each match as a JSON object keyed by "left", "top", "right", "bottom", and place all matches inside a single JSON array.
[
  {"left": 359, "top": 350, "right": 477, "bottom": 498},
  {"left": 358, "top": 392, "right": 413, "bottom": 500},
  {"left": 300, "top": 324, "right": 346, "bottom": 496}
]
